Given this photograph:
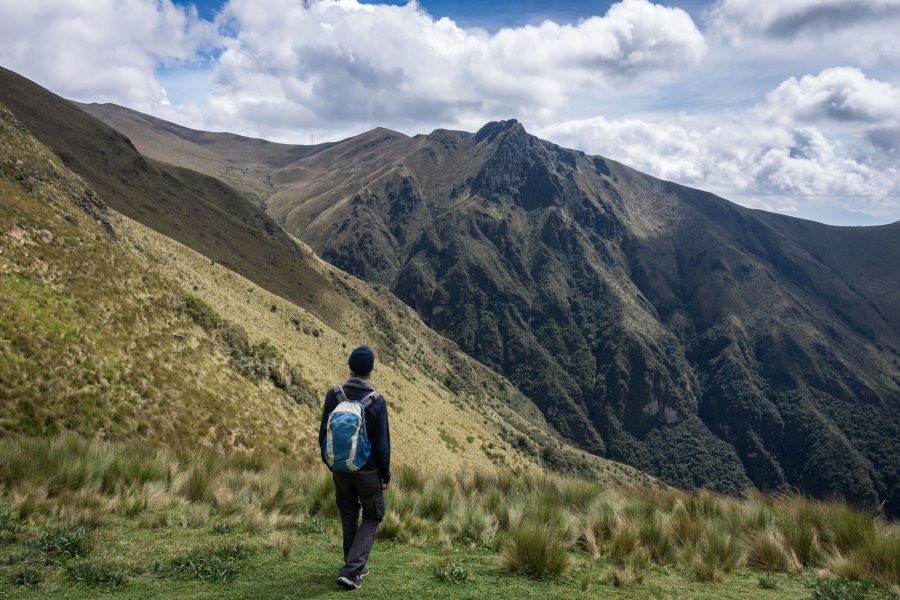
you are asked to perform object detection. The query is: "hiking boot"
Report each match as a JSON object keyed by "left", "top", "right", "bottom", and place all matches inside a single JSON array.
[
  {"left": 360, "top": 567, "right": 369, "bottom": 578},
  {"left": 337, "top": 575, "right": 361, "bottom": 590}
]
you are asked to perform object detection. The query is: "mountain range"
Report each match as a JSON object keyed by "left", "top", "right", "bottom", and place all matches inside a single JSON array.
[
  {"left": 1, "top": 65, "right": 897, "bottom": 515},
  {"left": 78, "top": 100, "right": 900, "bottom": 515},
  {"left": 1, "top": 65, "right": 641, "bottom": 484}
]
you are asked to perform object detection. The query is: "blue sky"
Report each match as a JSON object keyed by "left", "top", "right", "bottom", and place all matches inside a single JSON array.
[
  {"left": 175, "top": 0, "right": 712, "bottom": 28},
  {"left": 2, "top": 0, "right": 899, "bottom": 225}
]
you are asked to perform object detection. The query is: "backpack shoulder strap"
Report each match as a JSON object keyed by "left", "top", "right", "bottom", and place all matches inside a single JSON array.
[
  {"left": 359, "top": 391, "right": 379, "bottom": 409},
  {"left": 333, "top": 385, "right": 348, "bottom": 403}
]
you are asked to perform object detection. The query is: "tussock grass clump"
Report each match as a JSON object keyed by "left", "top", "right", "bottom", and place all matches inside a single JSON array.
[
  {"left": 307, "top": 472, "right": 338, "bottom": 518},
  {"left": 263, "top": 530, "right": 296, "bottom": 557},
  {"left": 500, "top": 516, "right": 571, "bottom": 579},
  {"left": 115, "top": 486, "right": 149, "bottom": 517},
  {"left": 178, "top": 462, "right": 214, "bottom": 504},
  {"left": 605, "top": 546, "right": 651, "bottom": 588},
  {"left": 415, "top": 479, "right": 456, "bottom": 521},
  {"left": 138, "top": 511, "right": 170, "bottom": 530},
  {"left": 448, "top": 499, "right": 495, "bottom": 544},
  {"left": 744, "top": 528, "right": 801, "bottom": 573},
  {"left": 608, "top": 518, "right": 640, "bottom": 564},
  {"left": 258, "top": 470, "right": 304, "bottom": 515},
  {"left": 639, "top": 513, "right": 675, "bottom": 565},
  {"left": 823, "top": 534, "right": 900, "bottom": 589},
  {"left": 377, "top": 511, "right": 403, "bottom": 540},
  {"left": 181, "top": 504, "right": 211, "bottom": 529},
  {"left": 823, "top": 503, "right": 879, "bottom": 553},
  {"left": 240, "top": 505, "right": 265, "bottom": 534}
]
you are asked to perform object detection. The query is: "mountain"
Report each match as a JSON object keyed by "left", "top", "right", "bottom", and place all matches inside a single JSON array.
[
  {"left": 0, "top": 66, "right": 647, "bottom": 484},
  {"left": 83, "top": 104, "right": 900, "bottom": 514}
]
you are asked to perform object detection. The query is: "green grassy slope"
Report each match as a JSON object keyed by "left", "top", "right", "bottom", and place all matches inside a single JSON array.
[
  {"left": 0, "top": 103, "right": 317, "bottom": 456},
  {"left": 0, "top": 435, "right": 897, "bottom": 599}
]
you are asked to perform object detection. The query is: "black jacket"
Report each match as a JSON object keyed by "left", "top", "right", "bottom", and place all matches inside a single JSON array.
[{"left": 318, "top": 380, "right": 391, "bottom": 484}]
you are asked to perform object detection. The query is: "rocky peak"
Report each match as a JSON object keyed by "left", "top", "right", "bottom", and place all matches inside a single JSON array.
[{"left": 474, "top": 118, "right": 527, "bottom": 144}]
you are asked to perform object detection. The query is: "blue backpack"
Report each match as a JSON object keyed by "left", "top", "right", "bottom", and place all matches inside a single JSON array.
[{"left": 322, "top": 386, "right": 379, "bottom": 472}]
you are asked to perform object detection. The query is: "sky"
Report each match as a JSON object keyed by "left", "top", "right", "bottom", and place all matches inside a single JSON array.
[{"left": 1, "top": 1, "right": 899, "bottom": 225}]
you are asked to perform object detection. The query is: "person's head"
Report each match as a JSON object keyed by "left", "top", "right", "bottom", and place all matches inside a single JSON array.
[{"left": 348, "top": 345, "right": 375, "bottom": 378}]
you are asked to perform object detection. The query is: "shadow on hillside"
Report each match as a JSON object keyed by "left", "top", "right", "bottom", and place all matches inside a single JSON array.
[{"left": 247, "top": 564, "right": 340, "bottom": 598}]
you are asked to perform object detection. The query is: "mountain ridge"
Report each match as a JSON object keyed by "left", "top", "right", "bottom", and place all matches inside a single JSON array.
[{"left": 79, "top": 97, "right": 900, "bottom": 512}]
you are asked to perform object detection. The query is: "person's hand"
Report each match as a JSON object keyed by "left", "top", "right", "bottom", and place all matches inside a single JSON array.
[{"left": 382, "top": 482, "right": 391, "bottom": 490}]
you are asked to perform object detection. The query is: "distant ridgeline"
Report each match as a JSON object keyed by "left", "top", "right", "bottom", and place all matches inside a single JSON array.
[{"left": 22, "top": 72, "right": 900, "bottom": 513}]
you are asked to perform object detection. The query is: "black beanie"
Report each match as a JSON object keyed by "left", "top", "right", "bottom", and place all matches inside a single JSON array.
[{"left": 348, "top": 345, "right": 375, "bottom": 376}]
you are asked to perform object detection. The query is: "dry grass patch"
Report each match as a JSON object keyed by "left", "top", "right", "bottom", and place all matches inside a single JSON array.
[{"left": 264, "top": 530, "right": 297, "bottom": 557}]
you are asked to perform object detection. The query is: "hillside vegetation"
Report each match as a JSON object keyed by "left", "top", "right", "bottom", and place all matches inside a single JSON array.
[
  {"left": 86, "top": 102, "right": 900, "bottom": 514},
  {"left": 0, "top": 435, "right": 897, "bottom": 598}
]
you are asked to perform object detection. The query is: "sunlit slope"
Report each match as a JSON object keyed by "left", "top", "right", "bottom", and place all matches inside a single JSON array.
[{"left": 0, "top": 104, "right": 315, "bottom": 456}]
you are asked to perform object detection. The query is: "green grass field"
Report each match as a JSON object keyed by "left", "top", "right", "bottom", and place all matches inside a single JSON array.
[{"left": 0, "top": 436, "right": 896, "bottom": 599}]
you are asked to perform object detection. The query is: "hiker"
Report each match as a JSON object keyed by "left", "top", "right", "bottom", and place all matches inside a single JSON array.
[{"left": 319, "top": 345, "right": 391, "bottom": 591}]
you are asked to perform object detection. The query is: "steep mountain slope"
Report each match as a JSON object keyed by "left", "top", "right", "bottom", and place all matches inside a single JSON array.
[
  {"left": 89, "top": 107, "right": 900, "bottom": 513},
  {"left": 0, "top": 72, "right": 641, "bottom": 483}
]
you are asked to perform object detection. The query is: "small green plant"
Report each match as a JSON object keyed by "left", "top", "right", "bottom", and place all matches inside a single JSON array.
[
  {"left": 26, "top": 524, "right": 90, "bottom": 560},
  {"left": 179, "top": 296, "right": 222, "bottom": 330},
  {"left": 809, "top": 578, "right": 894, "bottom": 600},
  {"left": 13, "top": 567, "right": 39, "bottom": 586},
  {"left": 167, "top": 544, "right": 248, "bottom": 583},
  {"left": 758, "top": 572, "right": 779, "bottom": 589},
  {"left": 298, "top": 515, "right": 327, "bottom": 535},
  {"left": 433, "top": 562, "right": 468, "bottom": 583},
  {"left": 66, "top": 561, "right": 127, "bottom": 591}
]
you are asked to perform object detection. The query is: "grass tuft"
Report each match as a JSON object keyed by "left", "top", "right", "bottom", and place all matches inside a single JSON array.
[
  {"left": 744, "top": 528, "right": 801, "bottom": 573},
  {"left": 499, "top": 516, "right": 571, "bottom": 579},
  {"left": 263, "top": 530, "right": 297, "bottom": 558}
]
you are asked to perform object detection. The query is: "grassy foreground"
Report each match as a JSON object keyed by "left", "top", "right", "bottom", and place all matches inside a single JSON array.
[{"left": 0, "top": 435, "right": 897, "bottom": 599}]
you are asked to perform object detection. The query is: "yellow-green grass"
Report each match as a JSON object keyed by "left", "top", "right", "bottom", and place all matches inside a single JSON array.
[
  {"left": 0, "top": 434, "right": 897, "bottom": 598},
  {"left": 0, "top": 108, "right": 316, "bottom": 457}
]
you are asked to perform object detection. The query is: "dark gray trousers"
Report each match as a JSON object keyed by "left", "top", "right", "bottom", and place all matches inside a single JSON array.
[{"left": 333, "top": 470, "right": 385, "bottom": 578}]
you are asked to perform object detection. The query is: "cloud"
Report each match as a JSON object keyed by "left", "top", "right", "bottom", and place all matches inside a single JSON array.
[
  {"left": 203, "top": 0, "right": 706, "bottom": 139},
  {"left": 538, "top": 68, "right": 900, "bottom": 223},
  {"left": 708, "top": 0, "right": 900, "bottom": 39},
  {"left": 763, "top": 67, "right": 900, "bottom": 124},
  {"left": 0, "top": 0, "right": 215, "bottom": 107},
  {"left": 707, "top": 0, "right": 900, "bottom": 64}
]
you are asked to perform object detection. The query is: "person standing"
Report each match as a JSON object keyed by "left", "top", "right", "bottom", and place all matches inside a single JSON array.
[{"left": 319, "top": 345, "right": 391, "bottom": 590}]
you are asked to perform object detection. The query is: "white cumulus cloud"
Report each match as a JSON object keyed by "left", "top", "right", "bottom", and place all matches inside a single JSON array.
[
  {"left": 707, "top": 0, "right": 900, "bottom": 63},
  {"left": 203, "top": 0, "right": 706, "bottom": 139},
  {"left": 0, "top": 0, "right": 215, "bottom": 107}
]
